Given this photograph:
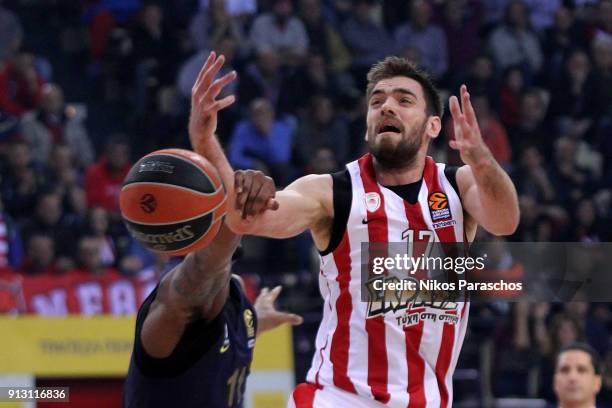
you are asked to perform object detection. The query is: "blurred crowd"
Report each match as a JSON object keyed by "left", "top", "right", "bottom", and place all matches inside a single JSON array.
[{"left": 0, "top": 0, "right": 611, "bottom": 404}]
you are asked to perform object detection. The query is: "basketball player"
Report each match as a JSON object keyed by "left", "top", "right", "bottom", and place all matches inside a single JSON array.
[
  {"left": 553, "top": 343, "right": 602, "bottom": 408},
  {"left": 123, "top": 170, "right": 303, "bottom": 408},
  {"left": 190, "top": 52, "right": 519, "bottom": 407}
]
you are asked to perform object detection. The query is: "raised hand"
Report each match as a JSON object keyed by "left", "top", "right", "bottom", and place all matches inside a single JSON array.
[
  {"left": 188, "top": 51, "right": 237, "bottom": 153},
  {"left": 448, "top": 85, "right": 493, "bottom": 168},
  {"left": 254, "top": 286, "right": 303, "bottom": 335}
]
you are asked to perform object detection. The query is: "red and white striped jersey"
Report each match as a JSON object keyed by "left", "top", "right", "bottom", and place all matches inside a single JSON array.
[{"left": 306, "top": 154, "right": 469, "bottom": 408}]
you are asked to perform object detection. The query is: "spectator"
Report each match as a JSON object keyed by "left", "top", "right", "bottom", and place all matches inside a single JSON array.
[
  {"left": 20, "top": 233, "right": 56, "bottom": 276},
  {"left": 548, "top": 137, "right": 595, "bottom": 205},
  {"left": 189, "top": 0, "right": 246, "bottom": 54},
  {"left": 249, "top": 0, "right": 309, "bottom": 66},
  {"left": 237, "top": 49, "right": 286, "bottom": 111},
  {"left": 281, "top": 52, "right": 345, "bottom": 115},
  {"left": 0, "top": 140, "right": 46, "bottom": 220},
  {"left": 590, "top": 0, "right": 612, "bottom": 44},
  {"left": 299, "top": 0, "right": 351, "bottom": 74},
  {"left": 571, "top": 198, "right": 605, "bottom": 242},
  {"left": 0, "top": 193, "right": 23, "bottom": 268},
  {"left": 309, "top": 147, "right": 339, "bottom": 174},
  {"left": 457, "top": 54, "right": 498, "bottom": 107},
  {"left": 439, "top": 0, "right": 484, "bottom": 77},
  {"left": 394, "top": 0, "right": 448, "bottom": 79},
  {"left": 20, "top": 83, "right": 94, "bottom": 168},
  {"left": 341, "top": 0, "right": 394, "bottom": 89},
  {"left": 542, "top": 7, "right": 588, "bottom": 77},
  {"left": 19, "top": 190, "right": 78, "bottom": 271},
  {"left": 0, "top": 3, "right": 23, "bottom": 64},
  {"left": 294, "top": 94, "right": 350, "bottom": 169},
  {"left": 85, "top": 136, "right": 132, "bottom": 214},
  {"left": 522, "top": 0, "right": 561, "bottom": 32},
  {"left": 511, "top": 89, "right": 550, "bottom": 154},
  {"left": 73, "top": 235, "right": 119, "bottom": 278},
  {"left": 499, "top": 66, "right": 525, "bottom": 130},
  {"left": 197, "top": 0, "right": 257, "bottom": 20},
  {"left": 589, "top": 38, "right": 612, "bottom": 123},
  {"left": 0, "top": 53, "right": 45, "bottom": 116},
  {"left": 488, "top": 0, "right": 543, "bottom": 76},
  {"left": 548, "top": 49, "right": 594, "bottom": 137},
  {"left": 83, "top": 207, "right": 118, "bottom": 268},
  {"left": 46, "top": 143, "right": 87, "bottom": 219},
  {"left": 229, "top": 98, "right": 296, "bottom": 185},
  {"left": 130, "top": 3, "right": 181, "bottom": 115},
  {"left": 553, "top": 343, "right": 602, "bottom": 408},
  {"left": 513, "top": 145, "right": 556, "bottom": 203}
]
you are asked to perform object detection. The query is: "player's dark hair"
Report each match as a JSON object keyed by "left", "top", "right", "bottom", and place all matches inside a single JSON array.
[
  {"left": 556, "top": 342, "right": 602, "bottom": 375},
  {"left": 366, "top": 56, "right": 443, "bottom": 118}
]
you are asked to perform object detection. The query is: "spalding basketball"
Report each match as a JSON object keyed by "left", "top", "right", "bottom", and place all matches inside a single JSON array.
[{"left": 119, "top": 148, "right": 226, "bottom": 256}]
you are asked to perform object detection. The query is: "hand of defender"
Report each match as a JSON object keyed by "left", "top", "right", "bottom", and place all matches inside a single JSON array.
[
  {"left": 234, "top": 170, "right": 280, "bottom": 219},
  {"left": 254, "top": 286, "right": 303, "bottom": 335},
  {"left": 448, "top": 84, "right": 493, "bottom": 167},
  {"left": 188, "top": 51, "right": 237, "bottom": 152}
]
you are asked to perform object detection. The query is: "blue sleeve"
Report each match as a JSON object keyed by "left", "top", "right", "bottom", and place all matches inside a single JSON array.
[
  {"left": 267, "top": 120, "right": 295, "bottom": 165},
  {"left": 8, "top": 222, "right": 23, "bottom": 268},
  {"left": 228, "top": 122, "right": 256, "bottom": 169}
]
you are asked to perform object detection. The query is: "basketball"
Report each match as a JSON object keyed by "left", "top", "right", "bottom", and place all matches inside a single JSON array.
[{"left": 119, "top": 148, "right": 227, "bottom": 256}]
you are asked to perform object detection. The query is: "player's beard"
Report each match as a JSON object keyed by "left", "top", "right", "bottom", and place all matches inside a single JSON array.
[{"left": 367, "top": 117, "right": 428, "bottom": 170}]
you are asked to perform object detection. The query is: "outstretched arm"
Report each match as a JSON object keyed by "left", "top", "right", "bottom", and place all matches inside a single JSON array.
[
  {"left": 449, "top": 85, "right": 519, "bottom": 236},
  {"left": 187, "top": 52, "right": 333, "bottom": 246},
  {"left": 140, "top": 172, "right": 276, "bottom": 359}
]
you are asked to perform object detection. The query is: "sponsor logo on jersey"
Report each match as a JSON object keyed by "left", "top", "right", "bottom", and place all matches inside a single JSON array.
[
  {"left": 220, "top": 323, "right": 230, "bottom": 353},
  {"left": 243, "top": 309, "right": 255, "bottom": 339},
  {"left": 428, "top": 192, "right": 452, "bottom": 222},
  {"left": 364, "top": 192, "right": 381, "bottom": 212}
]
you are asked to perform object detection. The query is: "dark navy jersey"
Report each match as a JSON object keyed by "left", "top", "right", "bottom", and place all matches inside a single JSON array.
[{"left": 124, "top": 277, "right": 257, "bottom": 408}]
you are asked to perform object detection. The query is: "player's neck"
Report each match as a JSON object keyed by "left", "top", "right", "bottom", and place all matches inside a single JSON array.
[
  {"left": 373, "top": 155, "right": 425, "bottom": 186},
  {"left": 559, "top": 400, "right": 596, "bottom": 408}
]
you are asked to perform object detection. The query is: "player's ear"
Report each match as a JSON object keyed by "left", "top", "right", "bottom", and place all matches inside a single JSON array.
[
  {"left": 427, "top": 116, "right": 441, "bottom": 140},
  {"left": 364, "top": 131, "right": 368, "bottom": 142}
]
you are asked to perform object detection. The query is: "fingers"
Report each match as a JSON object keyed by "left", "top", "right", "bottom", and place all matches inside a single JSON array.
[
  {"left": 262, "top": 197, "right": 280, "bottom": 212},
  {"left": 192, "top": 51, "right": 216, "bottom": 96},
  {"left": 237, "top": 172, "right": 254, "bottom": 216},
  {"left": 460, "top": 85, "right": 478, "bottom": 128},
  {"left": 234, "top": 171, "right": 244, "bottom": 195},
  {"left": 244, "top": 181, "right": 265, "bottom": 218},
  {"left": 449, "top": 95, "right": 464, "bottom": 140},
  {"left": 268, "top": 285, "right": 282, "bottom": 301},
  {"left": 209, "top": 95, "right": 236, "bottom": 113},
  {"left": 203, "top": 70, "right": 237, "bottom": 103},
  {"left": 194, "top": 54, "right": 226, "bottom": 100},
  {"left": 449, "top": 140, "right": 461, "bottom": 150},
  {"left": 276, "top": 312, "right": 304, "bottom": 326}
]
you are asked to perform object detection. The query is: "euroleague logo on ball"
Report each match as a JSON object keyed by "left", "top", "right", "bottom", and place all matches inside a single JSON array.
[{"left": 140, "top": 194, "right": 157, "bottom": 213}]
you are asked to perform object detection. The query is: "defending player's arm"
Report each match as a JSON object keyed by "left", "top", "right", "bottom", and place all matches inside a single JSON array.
[
  {"left": 188, "top": 52, "right": 333, "bottom": 249},
  {"left": 139, "top": 172, "right": 276, "bottom": 359},
  {"left": 449, "top": 85, "right": 520, "bottom": 236}
]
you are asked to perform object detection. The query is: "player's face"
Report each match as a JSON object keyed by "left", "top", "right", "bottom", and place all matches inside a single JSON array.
[
  {"left": 366, "top": 76, "right": 430, "bottom": 169},
  {"left": 554, "top": 350, "right": 601, "bottom": 405}
]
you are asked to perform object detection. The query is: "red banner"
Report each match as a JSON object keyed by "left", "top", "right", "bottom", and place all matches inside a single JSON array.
[{"left": 0, "top": 268, "right": 158, "bottom": 315}]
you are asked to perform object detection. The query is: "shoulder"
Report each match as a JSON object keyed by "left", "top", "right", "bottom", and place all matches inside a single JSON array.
[{"left": 455, "top": 165, "right": 476, "bottom": 195}]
